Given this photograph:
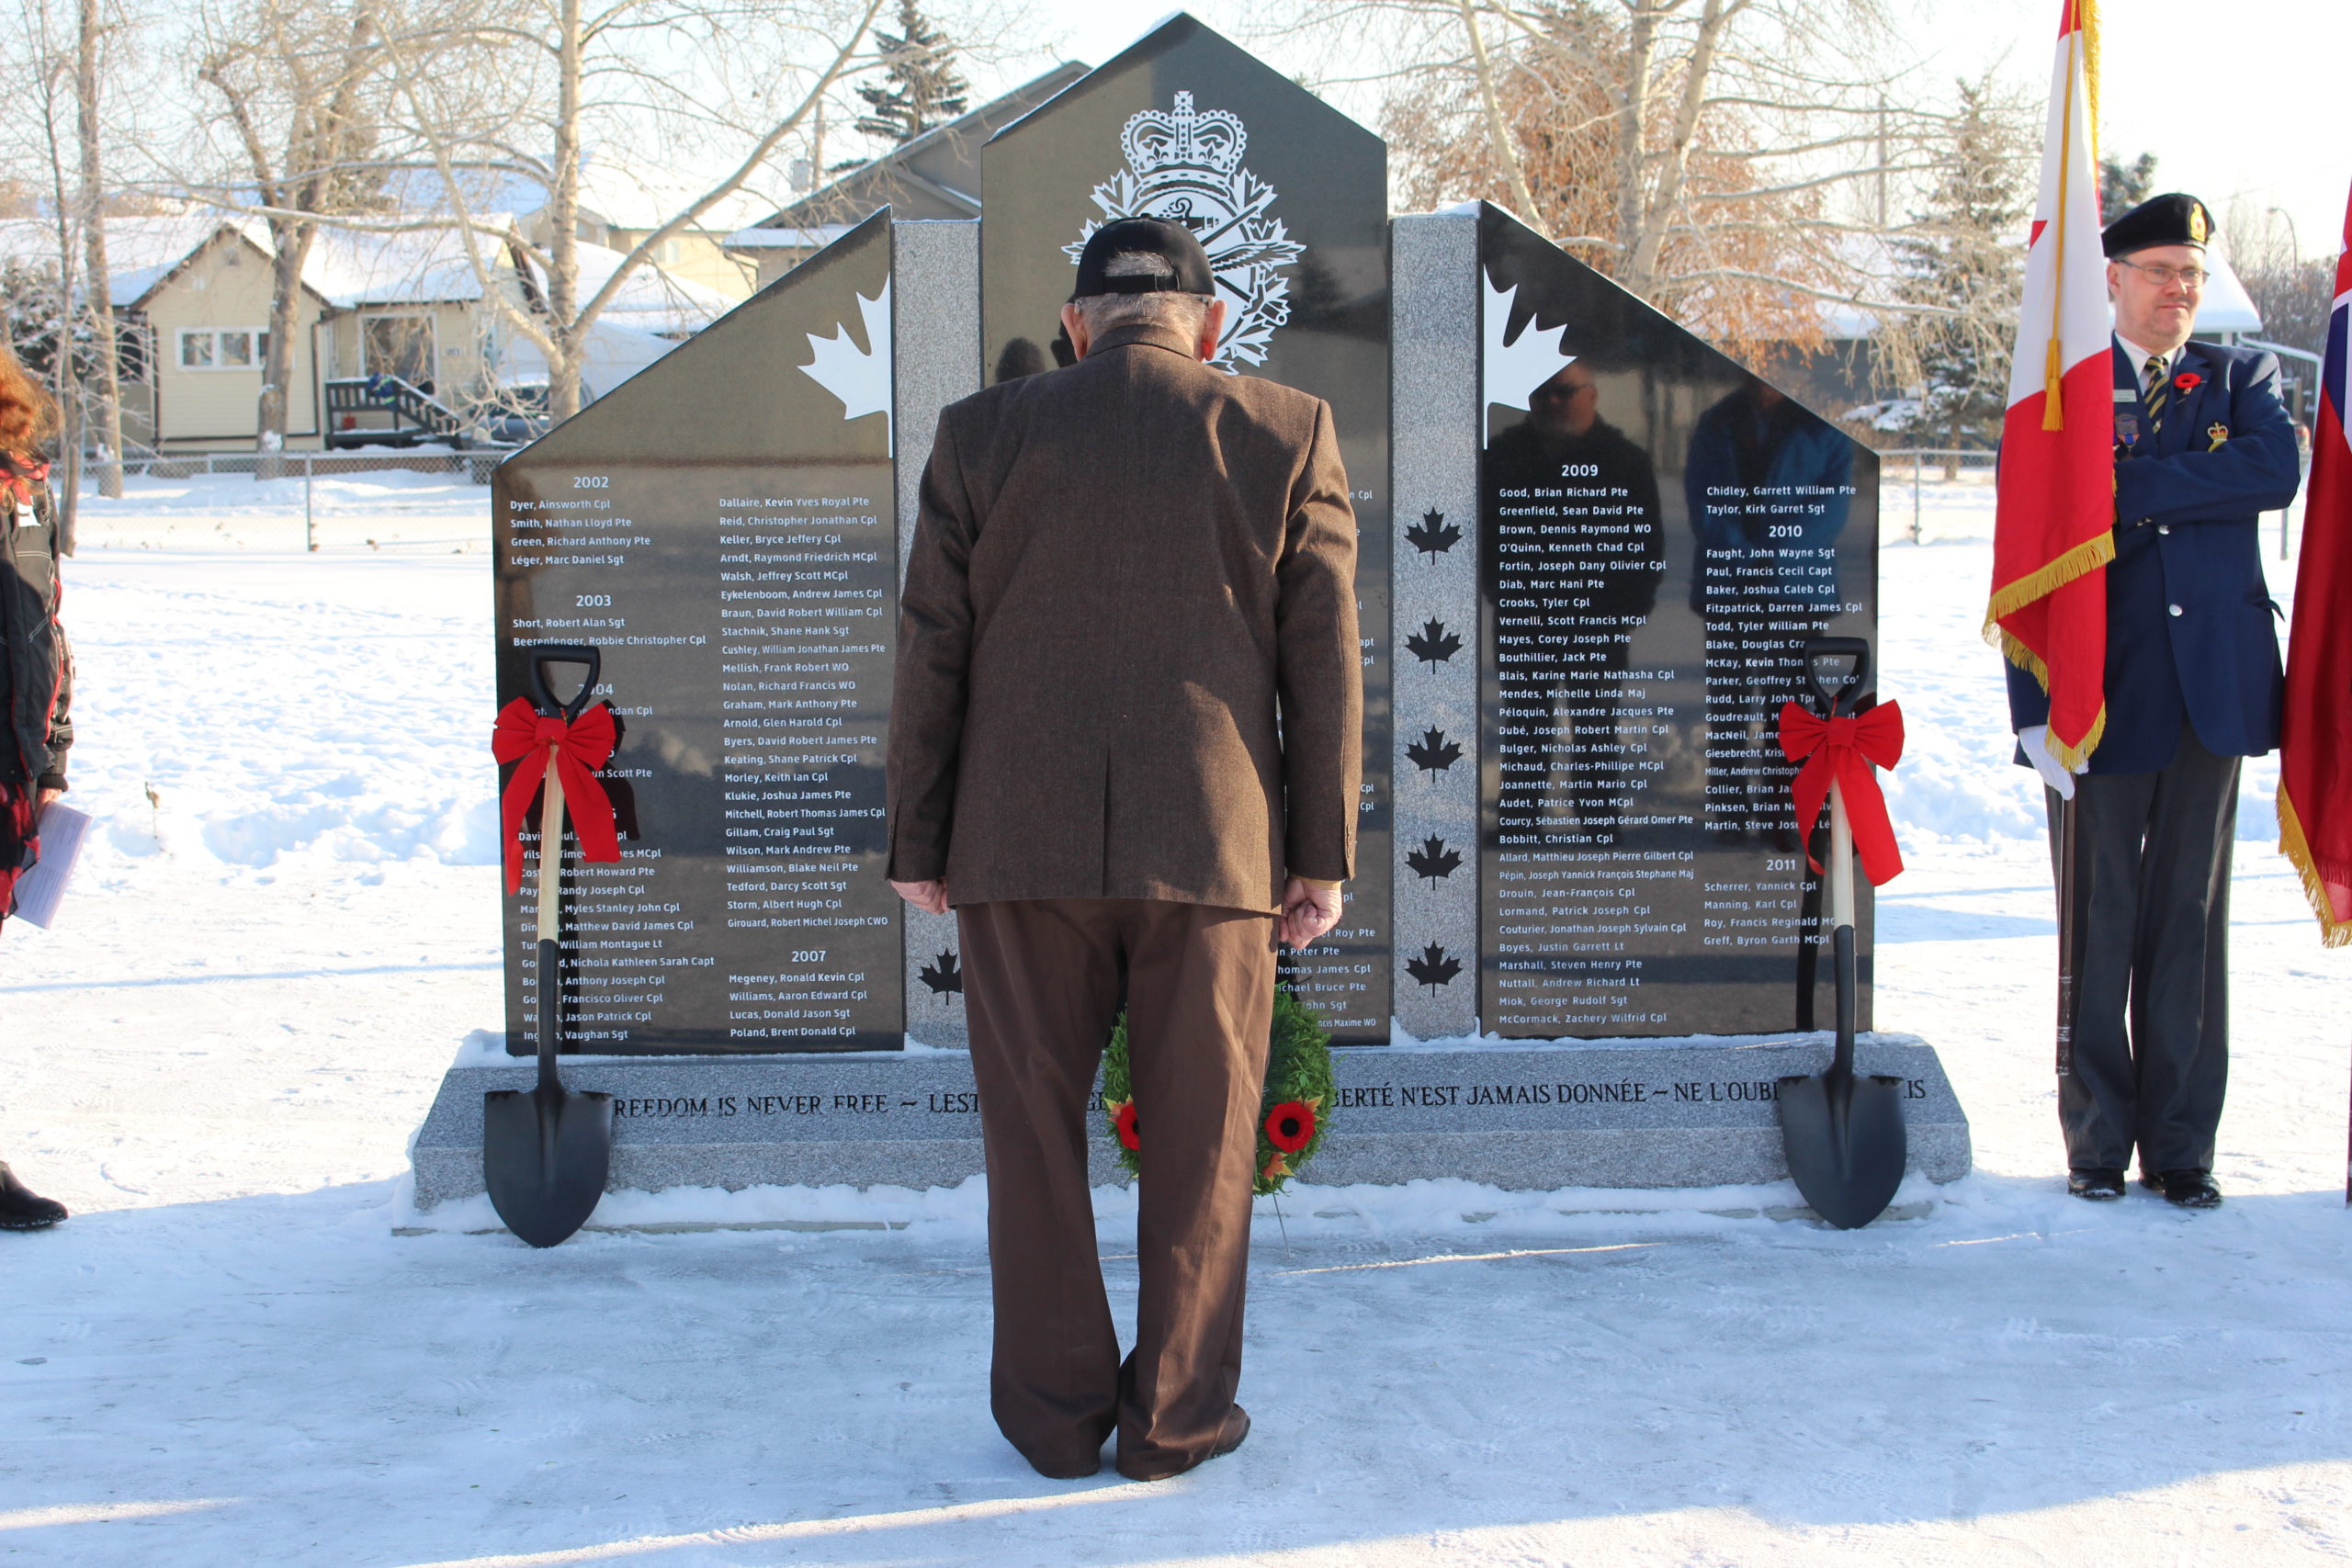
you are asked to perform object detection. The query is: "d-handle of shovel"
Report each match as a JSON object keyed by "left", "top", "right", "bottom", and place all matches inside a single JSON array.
[
  {"left": 528, "top": 644, "right": 601, "bottom": 724},
  {"left": 1804, "top": 636, "right": 1871, "bottom": 719}
]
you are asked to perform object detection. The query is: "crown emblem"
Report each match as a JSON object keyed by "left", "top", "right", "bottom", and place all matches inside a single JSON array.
[
  {"left": 1066, "top": 90, "right": 1305, "bottom": 374},
  {"left": 2188, "top": 202, "right": 2209, "bottom": 243},
  {"left": 1122, "top": 92, "right": 1247, "bottom": 179}
]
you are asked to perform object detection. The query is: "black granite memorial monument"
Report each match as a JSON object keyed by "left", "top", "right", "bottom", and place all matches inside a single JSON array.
[
  {"left": 492, "top": 211, "right": 904, "bottom": 1054},
  {"left": 1471, "top": 206, "right": 1880, "bottom": 1038},
  {"left": 413, "top": 17, "right": 1964, "bottom": 1216},
  {"left": 978, "top": 17, "right": 1396, "bottom": 1042}
]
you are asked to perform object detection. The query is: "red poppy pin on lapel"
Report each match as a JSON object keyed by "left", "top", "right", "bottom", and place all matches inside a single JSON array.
[{"left": 2174, "top": 371, "right": 2202, "bottom": 392}]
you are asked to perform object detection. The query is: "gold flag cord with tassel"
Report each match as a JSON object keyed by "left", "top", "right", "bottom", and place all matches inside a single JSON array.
[{"left": 2278, "top": 785, "right": 2352, "bottom": 948}]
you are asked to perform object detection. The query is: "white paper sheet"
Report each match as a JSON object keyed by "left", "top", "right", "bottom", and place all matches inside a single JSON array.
[{"left": 11, "top": 801, "right": 91, "bottom": 929}]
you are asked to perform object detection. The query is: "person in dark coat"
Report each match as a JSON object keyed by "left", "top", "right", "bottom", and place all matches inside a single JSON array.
[
  {"left": 2006, "top": 194, "right": 2303, "bottom": 1208},
  {"left": 886, "top": 218, "right": 1361, "bottom": 1482},
  {"left": 0, "top": 337, "right": 74, "bottom": 1230}
]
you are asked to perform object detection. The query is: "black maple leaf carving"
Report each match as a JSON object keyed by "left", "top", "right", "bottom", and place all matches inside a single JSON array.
[
  {"left": 1405, "top": 509, "right": 1461, "bottom": 558},
  {"left": 1406, "top": 835, "right": 1462, "bottom": 882},
  {"left": 1404, "top": 618, "right": 1463, "bottom": 668},
  {"left": 1406, "top": 727, "right": 1463, "bottom": 773},
  {"left": 1406, "top": 942, "right": 1463, "bottom": 990},
  {"left": 919, "top": 949, "right": 963, "bottom": 997}
]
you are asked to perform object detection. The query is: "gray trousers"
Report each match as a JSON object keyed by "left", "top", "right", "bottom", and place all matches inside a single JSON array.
[{"left": 2046, "top": 724, "right": 2240, "bottom": 1173}]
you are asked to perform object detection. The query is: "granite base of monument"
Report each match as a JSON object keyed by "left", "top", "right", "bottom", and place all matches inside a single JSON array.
[{"left": 407, "top": 1035, "right": 1970, "bottom": 1215}]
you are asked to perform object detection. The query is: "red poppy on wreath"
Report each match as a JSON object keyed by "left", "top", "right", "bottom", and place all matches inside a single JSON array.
[
  {"left": 1263, "top": 1100, "right": 1317, "bottom": 1153},
  {"left": 1111, "top": 1098, "right": 1140, "bottom": 1151},
  {"left": 2173, "top": 371, "right": 2202, "bottom": 392}
]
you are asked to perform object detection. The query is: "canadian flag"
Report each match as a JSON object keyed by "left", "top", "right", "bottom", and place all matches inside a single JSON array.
[{"left": 1987, "top": 0, "right": 2112, "bottom": 767}]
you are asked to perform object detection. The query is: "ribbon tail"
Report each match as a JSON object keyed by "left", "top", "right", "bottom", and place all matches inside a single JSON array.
[
  {"left": 556, "top": 752, "right": 622, "bottom": 864},
  {"left": 1788, "top": 753, "right": 1834, "bottom": 875},
  {"left": 1838, "top": 754, "right": 1905, "bottom": 886}
]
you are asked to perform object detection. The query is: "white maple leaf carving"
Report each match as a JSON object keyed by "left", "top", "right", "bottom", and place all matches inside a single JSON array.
[
  {"left": 1482, "top": 267, "right": 1577, "bottom": 446},
  {"left": 798, "top": 281, "right": 893, "bottom": 453}
]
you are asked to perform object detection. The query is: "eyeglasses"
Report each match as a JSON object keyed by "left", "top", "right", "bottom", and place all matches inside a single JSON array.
[{"left": 2114, "top": 259, "right": 2210, "bottom": 289}]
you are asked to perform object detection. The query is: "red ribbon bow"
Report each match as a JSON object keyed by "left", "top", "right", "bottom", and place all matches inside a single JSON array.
[
  {"left": 491, "top": 697, "right": 621, "bottom": 893},
  {"left": 1777, "top": 700, "right": 1906, "bottom": 886}
]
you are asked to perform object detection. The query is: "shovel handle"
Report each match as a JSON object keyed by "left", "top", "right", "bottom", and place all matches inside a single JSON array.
[
  {"left": 535, "top": 752, "right": 566, "bottom": 943},
  {"left": 1828, "top": 778, "right": 1855, "bottom": 932}
]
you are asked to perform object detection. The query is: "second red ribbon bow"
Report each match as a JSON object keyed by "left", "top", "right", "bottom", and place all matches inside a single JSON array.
[{"left": 1777, "top": 701, "right": 1906, "bottom": 886}]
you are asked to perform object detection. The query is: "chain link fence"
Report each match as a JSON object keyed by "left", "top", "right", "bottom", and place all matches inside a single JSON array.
[{"left": 70, "top": 448, "right": 505, "bottom": 555}]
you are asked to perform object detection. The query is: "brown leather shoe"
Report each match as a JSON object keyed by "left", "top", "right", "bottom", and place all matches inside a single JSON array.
[{"left": 1117, "top": 1405, "right": 1249, "bottom": 1483}]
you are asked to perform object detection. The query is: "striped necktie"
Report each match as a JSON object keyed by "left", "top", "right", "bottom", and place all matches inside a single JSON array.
[{"left": 2143, "top": 353, "right": 2169, "bottom": 436}]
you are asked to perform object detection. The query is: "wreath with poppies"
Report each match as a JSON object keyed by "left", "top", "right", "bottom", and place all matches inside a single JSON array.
[{"left": 1099, "top": 986, "right": 1335, "bottom": 1195}]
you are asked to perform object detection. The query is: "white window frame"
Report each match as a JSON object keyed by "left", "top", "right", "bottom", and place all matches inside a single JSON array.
[{"left": 175, "top": 326, "right": 267, "bottom": 371}]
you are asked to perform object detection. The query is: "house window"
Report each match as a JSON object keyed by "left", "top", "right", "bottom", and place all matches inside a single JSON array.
[{"left": 176, "top": 327, "right": 267, "bottom": 370}]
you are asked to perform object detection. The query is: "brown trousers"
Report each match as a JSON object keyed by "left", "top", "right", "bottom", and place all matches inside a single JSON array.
[{"left": 956, "top": 897, "right": 1276, "bottom": 1478}]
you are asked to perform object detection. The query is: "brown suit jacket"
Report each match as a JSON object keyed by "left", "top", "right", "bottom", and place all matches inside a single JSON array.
[{"left": 886, "top": 320, "right": 1362, "bottom": 913}]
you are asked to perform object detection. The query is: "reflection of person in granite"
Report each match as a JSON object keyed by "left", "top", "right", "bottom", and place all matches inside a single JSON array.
[
  {"left": 1483, "top": 363, "right": 1662, "bottom": 833},
  {"left": 885, "top": 218, "right": 1361, "bottom": 1483},
  {"left": 1684, "top": 378, "right": 1853, "bottom": 835}
]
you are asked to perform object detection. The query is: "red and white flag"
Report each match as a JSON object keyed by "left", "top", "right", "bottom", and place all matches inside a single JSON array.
[
  {"left": 2278, "top": 182, "right": 2352, "bottom": 948},
  {"left": 1987, "top": 0, "right": 2112, "bottom": 767}
]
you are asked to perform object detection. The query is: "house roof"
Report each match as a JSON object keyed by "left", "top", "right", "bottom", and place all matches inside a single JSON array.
[
  {"left": 0, "top": 210, "right": 730, "bottom": 331},
  {"left": 729, "top": 61, "right": 1088, "bottom": 246}
]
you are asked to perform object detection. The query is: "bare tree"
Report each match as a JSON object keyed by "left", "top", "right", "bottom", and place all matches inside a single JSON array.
[
  {"left": 1262, "top": 0, "right": 1945, "bottom": 362},
  {"left": 1871, "top": 72, "right": 2035, "bottom": 468},
  {"left": 385, "top": 0, "right": 889, "bottom": 421},
  {"left": 75, "top": 0, "right": 126, "bottom": 495},
  {"left": 194, "top": 0, "right": 392, "bottom": 462}
]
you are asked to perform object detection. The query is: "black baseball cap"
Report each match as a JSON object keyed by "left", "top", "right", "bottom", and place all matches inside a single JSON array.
[
  {"left": 2103, "top": 192, "right": 2213, "bottom": 257},
  {"left": 1069, "top": 216, "right": 1216, "bottom": 300}
]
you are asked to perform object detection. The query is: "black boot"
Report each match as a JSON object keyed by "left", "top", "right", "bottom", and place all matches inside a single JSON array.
[{"left": 0, "top": 1161, "right": 68, "bottom": 1230}]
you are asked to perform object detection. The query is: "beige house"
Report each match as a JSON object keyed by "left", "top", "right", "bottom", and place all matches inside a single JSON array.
[{"left": 4, "top": 211, "right": 734, "bottom": 453}]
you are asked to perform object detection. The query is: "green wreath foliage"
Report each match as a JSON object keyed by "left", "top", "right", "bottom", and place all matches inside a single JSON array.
[{"left": 1100, "top": 985, "right": 1335, "bottom": 1196}]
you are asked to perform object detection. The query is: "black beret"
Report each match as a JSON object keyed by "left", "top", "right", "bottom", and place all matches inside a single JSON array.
[
  {"left": 1070, "top": 216, "right": 1216, "bottom": 301},
  {"left": 2102, "top": 192, "right": 2214, "bottom": 257}
]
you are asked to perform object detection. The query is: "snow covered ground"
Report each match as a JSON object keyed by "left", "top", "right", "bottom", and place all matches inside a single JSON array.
[{"left": 2, "top": 475, "right": 2347, "bottom": 1566}]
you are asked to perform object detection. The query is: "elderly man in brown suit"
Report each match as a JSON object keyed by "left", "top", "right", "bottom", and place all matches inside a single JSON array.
[{"left": 886, "top": 217, "right": 1362, "bottom": 1483}]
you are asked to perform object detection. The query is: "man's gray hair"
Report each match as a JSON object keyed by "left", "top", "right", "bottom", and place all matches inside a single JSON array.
[{"left": 1073, "top": 251, "right": 1212, "bottom": 337}]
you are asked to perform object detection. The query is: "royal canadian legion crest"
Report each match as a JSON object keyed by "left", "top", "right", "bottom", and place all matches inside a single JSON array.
[{"left": 1065, "top": 91, "right": 1305, "bottom": 374}]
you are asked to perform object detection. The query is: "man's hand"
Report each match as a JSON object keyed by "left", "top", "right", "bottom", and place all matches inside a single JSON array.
[
  {"left": 35, "top": 786, "right": 62, "bottom": 816},
  {"left": 890, "top": 878, "right": 949, "bottom": 917},
  {"left": 1281, "top": 878, "right": 1342, "bottom": 952}
]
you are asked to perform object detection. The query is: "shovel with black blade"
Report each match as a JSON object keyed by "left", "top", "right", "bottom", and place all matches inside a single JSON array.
[
  {"left": 483, "top": 646, "right": 615, "bottom": 1247},
  {"left": 1776, "top": 637, "right": 1908, "bottom": 1230}
]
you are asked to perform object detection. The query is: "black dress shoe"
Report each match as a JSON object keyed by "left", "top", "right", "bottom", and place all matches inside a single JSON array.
[
  {"left": 2155, "top": 1169, "right": 2222, "bottom": 1209},
  {"left": 1116, "top": 1404, "right": 1250, "bottom": 1483},
  {"left": 2067, "top": 1168, "right": 2127, "bottom": 1201},
  {"left": 0, "top": 1162, "right": 67, "bottom": 1230}
]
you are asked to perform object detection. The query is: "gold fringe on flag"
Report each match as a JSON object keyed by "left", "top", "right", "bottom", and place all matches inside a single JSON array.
[
  {"left": 1982, "top": 529, "right": 2116, "bottom": 628},
  {"left": 2276, "top": 785, "right": 2352, "bottom": 948}
]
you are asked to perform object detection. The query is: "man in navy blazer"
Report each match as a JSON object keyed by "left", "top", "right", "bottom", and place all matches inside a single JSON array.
[{"left": 2007, "top": 193, "right": 2302, "bottom": 1208}]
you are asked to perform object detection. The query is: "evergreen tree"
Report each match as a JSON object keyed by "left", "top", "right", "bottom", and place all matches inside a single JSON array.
[
  {"left": 853, "top": 1, "right": 969, "bottom": 146},
  {"left": 2099, "top": 151, "right": 2157, "bottom": 219},
  {"left": 1876, "top": 75, "right": 2033, "bottom": 457}
]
